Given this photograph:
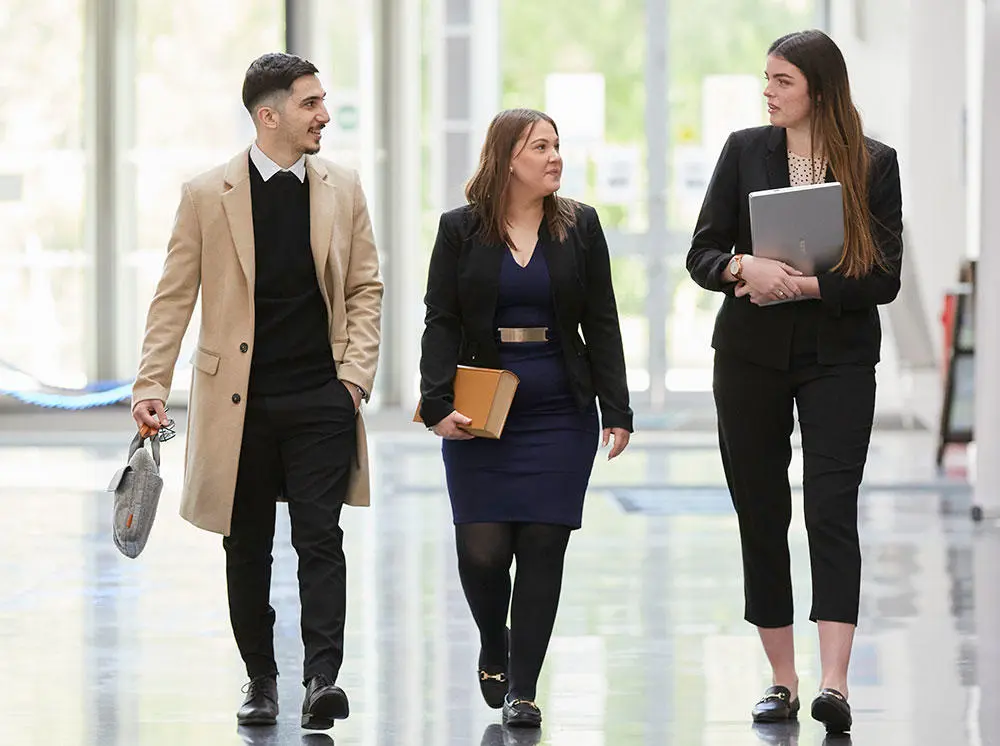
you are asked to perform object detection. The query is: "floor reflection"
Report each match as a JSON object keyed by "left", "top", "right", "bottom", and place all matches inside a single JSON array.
[
  {"left": 750, "top": 721, "right": 801, "bottom": 745},
  {"left": 479, "top": 723, "right": 543, "bottom": 746},
  {"left": 0, "top": 417, "right": 992, "bottom": 745}
]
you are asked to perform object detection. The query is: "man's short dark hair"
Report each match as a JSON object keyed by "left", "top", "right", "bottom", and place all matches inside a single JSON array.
[{"left": 241, "top": 53, "right": 320, "bottom": 118}]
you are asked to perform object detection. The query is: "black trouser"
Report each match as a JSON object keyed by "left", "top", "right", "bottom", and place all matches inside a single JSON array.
[
  {"left": 455, "top": 522, "right": 572, "bottom": 701},
  {"left": 713, "top": 351, "right": 875, "bottom": 628},
  {"left": 223, "top": 379, "right": 356, "bottom": 683}
]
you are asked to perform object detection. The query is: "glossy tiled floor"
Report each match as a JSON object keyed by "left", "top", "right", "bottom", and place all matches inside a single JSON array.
[{"left": 1, "top": 408, "right": 998, "bottom": 746}]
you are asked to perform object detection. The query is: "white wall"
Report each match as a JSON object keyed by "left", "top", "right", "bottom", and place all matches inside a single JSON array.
[{"left": 831, "top": 0, "right": 968, "bottom": 362}]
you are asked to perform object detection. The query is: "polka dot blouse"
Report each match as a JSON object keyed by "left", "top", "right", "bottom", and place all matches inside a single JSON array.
[{"left": 788, "top": 150, "right": 827, "bottom": 187}]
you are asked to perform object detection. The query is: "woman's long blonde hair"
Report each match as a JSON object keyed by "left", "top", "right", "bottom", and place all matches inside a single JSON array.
[
  {"left": 465, "top": 108, "right": 577, "bottom": 244},
  {"left": 769, "top": 30, "right": 884, "bottom": 277}
]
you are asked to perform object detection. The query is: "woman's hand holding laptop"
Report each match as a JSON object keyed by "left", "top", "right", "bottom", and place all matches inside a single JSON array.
[{"left": 733, "top": 255, "right": 804, "bottom": 305}]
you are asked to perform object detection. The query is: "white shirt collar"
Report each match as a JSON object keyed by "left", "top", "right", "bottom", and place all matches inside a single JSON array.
[{"left": 250, "top": 142, "right": 307, "bottom": 183}]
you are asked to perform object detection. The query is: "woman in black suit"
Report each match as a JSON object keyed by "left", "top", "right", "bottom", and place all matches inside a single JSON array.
[
  {"left": 686, "top": 30, "right": 902, "bottom": 735},
  {"left": 419, "top": 108, "right": 632, "bottom": 728}
]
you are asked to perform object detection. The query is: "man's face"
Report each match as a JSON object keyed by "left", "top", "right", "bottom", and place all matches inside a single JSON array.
[{"left": 271, "top": 74, "right": 331, "bottom": 155}]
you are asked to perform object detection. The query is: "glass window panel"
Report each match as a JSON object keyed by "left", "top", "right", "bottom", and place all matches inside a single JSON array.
[
  {"left": 500, "top": 0, "right": 817, "bottom": 394},
  {"left": 119, "top": 1, "right": 284, "bottom": 389},
  {"left": 0, "top": 1, "right": 87, "bottom": 387},
  {"left": 310, "top": 0, "right": 371, "bottom": 173}
]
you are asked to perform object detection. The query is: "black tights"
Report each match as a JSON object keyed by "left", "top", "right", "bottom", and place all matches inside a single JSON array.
[{"left": 455, "top": 522, "right": 572, "bottom": 701}]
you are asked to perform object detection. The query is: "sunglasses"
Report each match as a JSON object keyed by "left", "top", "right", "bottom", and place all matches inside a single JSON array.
[
  {"left": 139, "top": 411, "right": 177, "bottom": 443},
  {"left": 155, "top": 418, "right": 177, "bottom": 443}
]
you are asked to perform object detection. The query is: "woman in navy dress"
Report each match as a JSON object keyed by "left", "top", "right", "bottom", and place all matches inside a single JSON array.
[{"left": 418, "top": 108, "right": 633, "bottom": 728}]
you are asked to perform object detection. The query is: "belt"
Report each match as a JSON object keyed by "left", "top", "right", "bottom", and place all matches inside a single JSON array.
[{"left": 497, "top": 327, "right": 549, "bottom": 343}]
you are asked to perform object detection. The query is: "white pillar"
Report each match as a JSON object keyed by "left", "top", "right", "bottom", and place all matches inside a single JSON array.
[
  {"left": 830, "top": 0, "right": 962, "bottom": 419},
  {"left": 903, "top": 0, "right": 967, "bottom": 356},
  {"left": 973, "top": 4, "right": 1000, "bottom": 736},
  {"left": 974, "top": 1, "right": 1000, "bottom": 518}
]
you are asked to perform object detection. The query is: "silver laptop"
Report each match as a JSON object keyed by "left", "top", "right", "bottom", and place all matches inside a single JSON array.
[{"left": 748, "top": 181, "right": 844, "bottom": 276}]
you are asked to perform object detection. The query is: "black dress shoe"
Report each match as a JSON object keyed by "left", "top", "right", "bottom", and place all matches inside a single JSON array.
[
  {"left": 478, "top": 628, "right": 510, "bottom": 709},
  {"left": 301, "top": 675, "right": 350, "bottom": 730},
  {"left": 502, "top": 695, "right": 542, "bottom": 728},
  {"left": 811, "top": 688, "right": 852, "bottom": 733},
  {"left": 751, "top": 685, "right": 800, "bottom": 723},
  {"left": 237, "top": 675, "right": 279, "bottom": 726}
]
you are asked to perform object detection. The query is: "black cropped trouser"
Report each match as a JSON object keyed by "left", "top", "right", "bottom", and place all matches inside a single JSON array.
[{"left": 713, "top": 350, "right": 875, "bottom": 628}]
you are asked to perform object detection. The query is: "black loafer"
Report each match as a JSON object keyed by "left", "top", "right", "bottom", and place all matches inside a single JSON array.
[
  {"left": 751, "top": 685, "right": 800, "bottom": 723},
  {"left": 478, "top": 667, "right": 508, "bottom": 709},
  {"left": 502, "top": 695, "right": 542, "bottom": 728},
  {"left": 811, "top": 688, "right": 852, "bottom": 733},
  {"left": 301, "top": 675, "right": 349, "bottom": 730},
  {"left": 478, "top": 628, "right": 510, "bottom": 709},
  {"left": 237, "top": 675, "right": 279, "bottom": 726}
]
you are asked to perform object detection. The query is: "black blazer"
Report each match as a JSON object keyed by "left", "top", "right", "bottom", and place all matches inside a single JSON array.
[
  {"left": 418, "top": 203, "right": 633, "bottom": 431},
  {"left": 686, "top": 126, "right": 903, "bottom": 369}
]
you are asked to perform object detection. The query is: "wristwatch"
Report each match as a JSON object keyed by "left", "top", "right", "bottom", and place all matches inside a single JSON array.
[
  {"left": 727, "top": 254, "right": 745, "bottom": 281},
  {"left": 346, "top": 381, "right": 367, "bottom": 401}
]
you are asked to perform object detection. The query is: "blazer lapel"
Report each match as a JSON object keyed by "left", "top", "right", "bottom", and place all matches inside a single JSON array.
[
  {"left": 537, "top": 219, "right": 576, "bottom": 305},
  {"left": 473, "top": 234, "right": 504, "bottom": 315},
  {"left": 306, "top": 156, "right": 335, "bottom": 306},
  {"left": 221, "top": 149, "right": 255, "bottom": 287},
  {"left": 764, "top": 127, "right": 791, "bottom": 189}
]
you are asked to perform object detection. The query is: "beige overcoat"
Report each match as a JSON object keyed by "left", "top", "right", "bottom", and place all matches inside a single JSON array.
[{"left": 132, "top": 148, "right": 383, "bottom": 536}]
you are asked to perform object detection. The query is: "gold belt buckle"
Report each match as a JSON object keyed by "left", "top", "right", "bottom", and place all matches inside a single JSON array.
[{"left": 498, "top": 327, "right": 548, "bottom": 343}]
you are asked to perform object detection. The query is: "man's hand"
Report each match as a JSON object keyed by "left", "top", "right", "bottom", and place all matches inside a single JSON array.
[
  {"left": 342, "top": 381, "right": 362, "bottom": 412},
  {"left": 132, "top": 399, "right": 169, "bottom": 432}
]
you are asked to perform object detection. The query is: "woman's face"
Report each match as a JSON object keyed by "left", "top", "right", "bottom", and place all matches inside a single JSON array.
[
  {"left": 764, "top": 54, "right": 812, "bottom": 130},
  {"left": 509, "top": 120, "right": 562, "bottom": 197}
]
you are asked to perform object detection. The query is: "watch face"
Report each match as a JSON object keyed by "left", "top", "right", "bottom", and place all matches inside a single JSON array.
[{"left": 729, "top": 256, "right": 740, "bottom": 275}]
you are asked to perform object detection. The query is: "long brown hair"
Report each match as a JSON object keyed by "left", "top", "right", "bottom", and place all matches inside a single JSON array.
[
  {"left": 768, "top": 30, "right": 884, "bottom": 277},
  {"left": 465, "top": 108, "right": 577, "bottom": 244}
]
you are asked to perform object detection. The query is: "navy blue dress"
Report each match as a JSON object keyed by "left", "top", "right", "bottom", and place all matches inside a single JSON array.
[{"left": 442, "top": 247, "right": 600, "bottom": 529}]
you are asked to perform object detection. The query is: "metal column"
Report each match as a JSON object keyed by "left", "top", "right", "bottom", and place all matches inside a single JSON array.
[
  {"left": 85, "top": 0, "right": 120, "bottom": 382},
  {"left": 644, "top": 0, "right": 670, "bottom": 409},
  {"left": 371, "top": 0, "right": 423, "bottom": 408},
  {"left": 284, "top": 0, "right": 313, "bottom": 57}
]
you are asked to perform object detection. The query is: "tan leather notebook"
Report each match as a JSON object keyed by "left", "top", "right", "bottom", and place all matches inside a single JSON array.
[{"left": 413, "top": 366, "right": 520, "bottom": 439}]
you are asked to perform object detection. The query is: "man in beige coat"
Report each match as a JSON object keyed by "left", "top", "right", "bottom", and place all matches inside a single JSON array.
[{"left": 132, "top": 53, "right": 382, "bottom": 731}]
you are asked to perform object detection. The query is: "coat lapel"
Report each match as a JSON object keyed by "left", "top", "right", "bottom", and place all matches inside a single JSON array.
[
  {"left": 221, "top": 149, "right": 255, "bottom": 287},
  {"left": 306, "top": 156, "right": 335, "bottom": 299},
  {"left": 765, "top": 127, "right": 791, "bottom": 189}
]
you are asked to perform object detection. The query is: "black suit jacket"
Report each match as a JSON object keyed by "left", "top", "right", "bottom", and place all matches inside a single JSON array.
[
  {"left": 418, "top": 203, "right": 633, "bottom": 431},
  {"left": 686, "top": 126, "right": 903, "bottom": 369}
]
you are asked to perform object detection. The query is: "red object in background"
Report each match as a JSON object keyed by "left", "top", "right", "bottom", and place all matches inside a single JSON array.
[{"left": 941, "top": 292, "right": 957, "bottom": 373}]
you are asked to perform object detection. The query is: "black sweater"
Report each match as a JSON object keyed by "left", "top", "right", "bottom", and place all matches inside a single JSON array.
[{"left": 247, "top": 160, "right": 335, "bottom": 395}]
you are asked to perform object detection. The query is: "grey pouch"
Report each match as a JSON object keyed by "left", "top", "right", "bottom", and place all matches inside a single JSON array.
[{"left": 108, "top": 432, "right": 163, "bottom": 559}]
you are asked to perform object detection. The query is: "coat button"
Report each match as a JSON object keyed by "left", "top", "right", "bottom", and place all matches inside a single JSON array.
[
  {"left": 239, "top": 342, "right": 248, "bottom": 353},
  {"left": 232, "top": 393, "right": 241, "bottom": 404}
]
